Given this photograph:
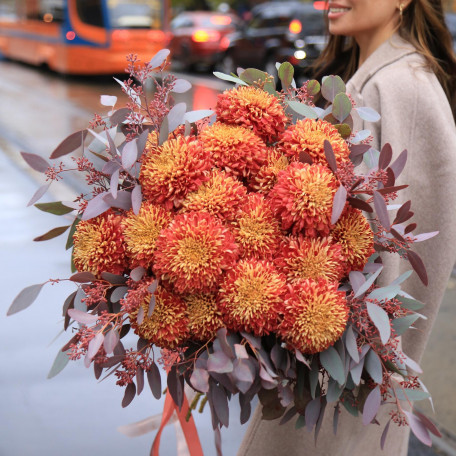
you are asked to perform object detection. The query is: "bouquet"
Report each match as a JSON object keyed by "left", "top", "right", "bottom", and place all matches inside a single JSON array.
[{"left": 8, "top": 49, "right": 442, "bottom": 454}]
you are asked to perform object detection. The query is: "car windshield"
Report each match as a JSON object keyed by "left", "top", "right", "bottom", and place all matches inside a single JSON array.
[{"left": 107, "top": 0, "right": 162, "bottom": 29}]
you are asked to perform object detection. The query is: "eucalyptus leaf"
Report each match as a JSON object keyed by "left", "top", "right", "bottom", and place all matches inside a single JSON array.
[
  {"left": 35, "top": 201, "right": 74, "bottom": 215},
  {"left": 321, "top": 75, "right": 346, "bottom": 102},
  {"left": 7, "top": 283, "right": 45, "bottom": 316},
  {"left": 320, "top": 346, "right": 345, "bottom": 385},
  {"left": 362, "top": 386, "right": 381, "bottom": 425},
  {"left": 149, "top": 48, "right": 170, "bottom": 68},
  {"left": 365, "top": 350, "right": 383, "bottom": 384},
  {"left": 27, "top": 183, "right": 51, "bottom": 207},
  {"left": 213, "top": 71, "right": 248, "bottom": 86},
  {"left": 392, "top": 314, "right": 420, "bottom": 336},
  {"left": 47, "top": 348, "right": 71, "bottom": 379},
  {"left": 394, "top": 388, "right": 430, "bottom": 401},
  {"left": 354, "top": 266, "right": 383, "bottom": 298},
  {"left": 356, "top": 106, "right": 381, "bottom": 122},
  {"left": 33, "top": 225, "right": 70, "bottom": 242},
  {"left": 344, "top": 325, "right": 359, "bottom": 363},
  {"left": 332, "top": 93, "right": 352, "bottom": 123},
  {"left": 286, "top": 100, "right": 318, "bottom": 119},
  {"left": 366, "top": 302, "right": 391, "bottom": 344}
]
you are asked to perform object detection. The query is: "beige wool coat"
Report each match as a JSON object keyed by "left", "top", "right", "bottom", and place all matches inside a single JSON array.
[{"left": 238, "top": 34, "right": 456, "bottom": 456}]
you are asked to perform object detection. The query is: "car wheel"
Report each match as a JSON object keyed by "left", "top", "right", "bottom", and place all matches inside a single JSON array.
[{"left": 217, "top": 52, "right": 235, "bottom": 75}]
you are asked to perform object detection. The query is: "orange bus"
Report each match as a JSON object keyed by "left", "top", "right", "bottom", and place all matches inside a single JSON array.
[{"left": 0, "top": 0, "right": 170, "bottom": 75}]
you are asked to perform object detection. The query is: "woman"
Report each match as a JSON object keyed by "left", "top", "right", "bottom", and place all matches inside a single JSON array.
[{"left": 238, "top": 1, "right": 456, "bottom": 455}]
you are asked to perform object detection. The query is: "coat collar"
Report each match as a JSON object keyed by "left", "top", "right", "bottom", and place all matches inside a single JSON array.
[{"left": 348, "top": 33, "right": 417, "bottom": 93}]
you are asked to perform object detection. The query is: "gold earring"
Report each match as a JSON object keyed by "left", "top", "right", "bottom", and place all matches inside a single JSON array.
[{"left": 399, "top": 3, "right": 404, "bottom": 17}]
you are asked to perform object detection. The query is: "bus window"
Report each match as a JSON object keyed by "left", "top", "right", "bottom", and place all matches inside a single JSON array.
[
  {"left": 76, "top": 0, "right": 104, "bottom": 27},
  {"left": 40, "top": 0, "right": 65, "bottom": 23},
  {"left": 107, "top": 0, "right": 162, "bottom": 29}
]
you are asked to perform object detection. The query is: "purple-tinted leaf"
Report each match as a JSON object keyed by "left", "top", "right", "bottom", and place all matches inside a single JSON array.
[
  {"left": 393, "top": 200, "right": 412, "bottom": 225},
  {"left": 406, "top": 250, "right": 428, "bottom": 286},
  {"left": 136, "top": 128, "right": 150, "bottom": 158},
  {"left": 50, "top": 129, "right": 87, "bottom": 159},
  {"left": 321, "top": 75, "right": 345, "bottom": 102},
  {"left": 100, "top": 95, "right": 117, "bottom": 107},
  {"left": 21, "top": 151, "right": 50, "bottom": 173},
  {"left": 208, "top": 351, "right": 233, "bottom": 374},
  {"left": 68, "top": 309, "right": 98, "bottom": 325},
  {"left": 279, "top": 406, "right": 298, "bottom": 425},
  {"left": 356, "top": 106, "right": 380, "bottom": 122},
  {"left": 320, "top": 346, "right": 345, "bottom": 385},
  {"left": 373, "top": 191, "right": 390, "bottom": 229},
  {"left": 103, "top": 190, "right": 132, "bottom": 211},
  {"left": 147, "top": 294, "right": 156, "bottom": 317},
  {"left": 131, "top": 184, "right": 142, "bottom": 215},
  {"left": 350, "top": 354, "right": 365, "bottom": 386},
  {"left": 366, "top": 302, "right": 391, "bottom": 344},
  {"left": 87, "top": 332, "right": 104, "bottom": 360},
  {"left": 190, "top": 368, "right": 210, "bottom": 393},
  {"left": 355, "top": 266, "right": 383, "bottom": 298},
  {"left": 378, "top": 143, "right": 393, "bottom": 169},
  {"left": 136, "top": 366, "right": 145, "bottom": 395},
  {"left": 130, "top": 266, "right": 145, "bottom": 282},
  {"left": 324, "top": 140, "right": 338, "bottom": 173},
  {"left": 27, "top": 182, "right": 51, "bottom": 206},
  {"left": 136, "top": 305, "right": 144, "bottom": 325},
  {"left": 110, "top": 286, "right": 127, "bottom": 303},
  {"left": 390, "top": 149, "right": 408, "bottom": 179},
  {"left": 109, "top": 107, "right": 130, "bottom": 126},
  {"left": 365, "top": 350, "right": 383, "bottom": 383},
  {"left": 351, "top": 129, "right": 371, "bottom": 144},
  {"left": 122, "top": 382, "right": 136, "bottom": 408},
  {"left": 7, "top": 283, "right": 45, "bottom": 316},
  {"left": 414, "top": 411, "right": 442, "bottom": 438},
  {"left": 234, "top": 344, "right": 249, "bottom": 359},
  {"left": 33, "top": 225, "right": 70, "bottom": 242},
  {"left": 184, "top": 109, "right": 215, "bottom": 124},
  {"left": 104, "top": 328, "right": 119, "bottom": 354},
  {"left": 149, "top": 48, "right": 170, "bottom": 68},
  {"left": 82, "top": 192, "right": 110, "bottom": 220},
  {"left": 404, "top": 411, "right": 432, "bottom": 446},
  {"left": 349, "top": 271, "right": 365, "bottom": 296},
  {"left": 347, "top": 197, "right": 373, "bottom": 213},
  {"left": 295, "top": 349, "right": 311, "bottom": 368},
  {"left": 403, "top": 353, "right": 423, "bottom": 373},
  {"left": 122, "top": 139, "right": 138, "bottom": 170},
  {"left": 332, "top": 92, "right": 352, "bottom": 123},
  {"left": 305, "top": 398, "right": 321, "bottom": 432},
  {"left": 363, "top": 386, "right": 381, "bottom": 425},
  {"left": 215, "top": 328, "right": 234, "bottom": 358},
  {"left": 70, "top": 271, "right": 96, "bottom": 283},
  {"left": 380, "top": 420, "right": 391, "bottom": 449},
  {"left": 172, "top": 78, "right": 192, "bottom": 93},
  {"left": 331, "top": 185, "right": 347, "bottom": 225},
  {"left": 148, "top": 280, "right": 158, "bottom": 294},
  {"left": 299, "top": 151, "right": 313, "bottom": 164},
  {"left": 404, "top": 223, "right": 417, "bottom": 234},
  {"left": 110, "top": 168, "right": 120, "bottom": 199},
  {"left": 345, "top": 325, "right": 359, "bottom": 363},
  {"left": 147, "top": 363, "right": 162, "bottom": 399},
  {"left": 363, "top": 262, "right": 383, "bottom": 274},
  {"left": 47, "top": 348, "right": 70, "bottom": 379},
  {"left": 391, "top": 228, "right": 406, "bottom": 242},
  {"left": 167, "top": 366, "right": 184, "bottom": 410},
  {"left": 326, "top": 377, "right": 343, "bottom": 403},
  {"left": 167, "top": 102, "right": 186, "bottom": 132},
  {"left": 278, "top": 383, "right": 294, "bottom": 408},
  {"left": 103, "top": 160, "right": 120, "bottom": 176},
  {"left": 101, "top": 272, "right": 127, "bottom": 284},
  {"left": 211, "top": 382, "right": 229, "bottom": 427},
  {"left": 114, "top": 339, "right": 126, "bottom": 355},
  {"left": 413, "top": 231, "right": 439, "bottom": 242},
  {"left": 241, "top": 331, "right": 261, "bottom": 349},
  {"left": 214, "top": 427, "right": 223, "bottom": 456},
  {"left": 349, "top": 143, "right": 371, "bottom": 158},
  {"left": 259, "top": 365, "right": 278, "bottom": 389}
]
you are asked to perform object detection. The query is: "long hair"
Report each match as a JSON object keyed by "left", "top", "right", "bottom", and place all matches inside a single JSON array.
[{"left": 312, "top": 0, "right": 456, "bottom": 119}]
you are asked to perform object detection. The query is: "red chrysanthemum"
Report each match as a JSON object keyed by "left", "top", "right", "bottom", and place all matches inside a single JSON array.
[
  {"left": 139, "top": 136, "right": 211, "bottom": 210},
  {"left": 199, "top": 122, "right": 267, "bottom": 178},
  {"left": 218, "top": 259, "right": 287, "bottom": 336},
  {"left": 186, "top": 294, "right": 224, "bottom": 342},
  {"left": 277, "top": 118, "right": 350, "bottom": 167},
  {"left": 276, "top": 236, "right": 346, "bottom": 283},
  {"left": 268, "top": 162, "right": 339, "bottom": 236},
  {"left": 153, "top": 212, "right": 239, "bottom": 294},
  {"left": 215, "top": 86, "right": 288, "bottom": 143},
  {"left": 249, "top": 147, "right": 289, "bottom": 194},
  {"left": 181, "top": 170, "right": 247, "bottom": 221},
  {"left": 73, "top": 210, "right": 127, "bottom": 276},
  {"left": 123, "top": 203, "right": 172, "bottom": 269},
  {"left": 331, "top": 206, "right": 375, "bottom": 272},
  {"left": 232, "top": 193, "right": 282, "bottom": 259},
  {"left": 278, "top": 279, "right": 348, "bottom": 354},
  {"left": 129, "top": 286, "right": 189, "bottom": 349}
]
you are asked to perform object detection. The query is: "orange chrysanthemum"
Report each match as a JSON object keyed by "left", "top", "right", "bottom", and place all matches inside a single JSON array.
[
  {"left": 216, "top": 86, "right": 288, "bottom": 143},
  {"left": 278, "top": 118, "right": 350, "bottom": 167},
  {"left": 186, "top": 294, "right": 224, "bottom": 342},
  {"left": 268, "top": 162, "right": 339, "bottom": 236},
  {"left": 276, "top": 236, "right": 346, "bottom": 283},
  {"left": 73, "top": 210, "right": 127, "bottom": 276},
  {"left": 181, "top": 170, "right": 247, "bottom": 221},
  {"left": 153, "top": 212, "right": 239, "bottom": 294},
  {"left": 232, "top": 194, "right": 282, "bottom": 259},
  {"left": 218, "top": 259, "right": 287, "bottom": 336},
  {"left": 278, "top": 279, "right": 348, "bottom": 354},
  {"left": 249, "top": 148, "right": 289, "bottom": 194},
  {"left": 139, "top": 136, "right": 211, "bottom": 210},
  {"left": 123, "top": 203, "right": 172, "bottom": 269},
  {"left": 130, "top": 286, "right": 189, "bottom": 349},
  {"left": 331, "top": 206, "right": 375, "bottom": 272},
  {"left": 199, "top": 122, "right": 267, "bottom": 178}
]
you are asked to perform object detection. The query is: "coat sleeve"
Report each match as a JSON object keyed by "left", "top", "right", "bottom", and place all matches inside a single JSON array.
[{"left": 361, "top": 61, "right": 456, "bottom": 363}]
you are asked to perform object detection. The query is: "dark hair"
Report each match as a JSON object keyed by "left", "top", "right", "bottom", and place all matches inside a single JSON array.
[{"left": 312, "top": 0, "right": 456, "bottom": 119}]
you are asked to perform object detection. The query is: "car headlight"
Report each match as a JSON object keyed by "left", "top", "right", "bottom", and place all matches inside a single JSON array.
[{"left": 294, "top": 50, "right": 307, "bottom": 60}]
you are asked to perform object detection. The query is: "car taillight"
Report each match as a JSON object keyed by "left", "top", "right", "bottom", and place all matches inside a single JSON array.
[
  {"left": 66, "top": 30, "right": 76, "bottom": 40},
  {"left": 210, "top": 15, "right": 232, "bottom": 26},
  {"left": 289, "top": 19, "right": 302, "bottom": 34},
  {"left": 192, "top": 29, "right": 221, "bottom": 42},
  {"left": 112, "top": 30, "right": 130, "bottom": 41},
  {"left": 220, "top": 36, "right": 230, "bottom": 50},
  {"left": 147, "top": 30, "right": 166, "bottom": 42},
  {"left": 313, "top": 1, "right": 328, "bottom": 10}
]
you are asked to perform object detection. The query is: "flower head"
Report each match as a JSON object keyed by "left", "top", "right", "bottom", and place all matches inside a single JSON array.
[
  {"left": 154, "top": 212, "right": 239, "bottom": 294},
  {"left": 181, "top": 170, "right": 247, "bottom": 221},
  {"left": 199, "top": 122, "right": 267, "bottom": 178},
  {"left": 123, "top": 203, "right": 172, "bottom": 269},
  {"left": 129, "top": 286, "right": 189, "bottom": 349},
  {"left": 268, "top": 162, "right": 339, "bottom": 236},
  {"left": 73, "top": 210, "right": 127, "bottom": 276},
  {"left": 232, "top": 193, "right": 282, "bottom": 259},
  {"left": 331, "top": 206, "right": 375, "bottom": 272},
  {"left": 249, "top": 148, "right": 289, "bottom": 195},
  {"left": 216, "top": 86, "right": 288, "bottom": 143},
  {"left": 276, "top": 236, "right": 346, "bottom": 283},
  {"left": 218, "top": 259, "right": 286, "bottom": 336},
  {"left": 278, "top": 279, "right": 348, "bottom": 354},
  {"left": 278, "top": 119, "right": 350, "bottom": 167},
  {"left": 139, "top": 136, "right": 211, "bottom": 210},
  {"left": 186, "top": 294, "right": 224, "bottom": 342}
]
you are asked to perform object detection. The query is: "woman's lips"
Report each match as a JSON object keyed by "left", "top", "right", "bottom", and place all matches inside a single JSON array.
[{"left": 328, "top": 5, "right": 351, "bottom": 18}]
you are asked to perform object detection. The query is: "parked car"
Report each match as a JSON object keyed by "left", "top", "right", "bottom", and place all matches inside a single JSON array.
[
  {"left": 445, "top": 12, "right": 456, "bottom": 52},
  {"left": 170, "top": 11, "right": 243, "bottom": 71},
  {"left": 217, "top": 1, "right": 326, "bottom": 80}
]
